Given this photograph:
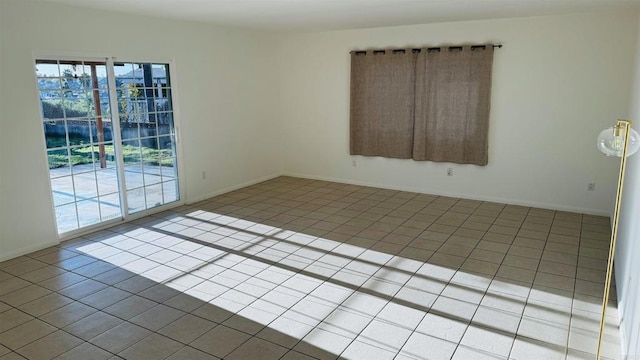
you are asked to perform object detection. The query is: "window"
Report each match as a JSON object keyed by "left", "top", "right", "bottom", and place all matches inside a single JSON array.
[{"left": 350, "top": 45, "right": 495, "bottom": 165}]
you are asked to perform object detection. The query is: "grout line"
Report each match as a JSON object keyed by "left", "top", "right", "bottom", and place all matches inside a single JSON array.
[{"left": 0, "top": 177, "right": 616, "bottom": 360}]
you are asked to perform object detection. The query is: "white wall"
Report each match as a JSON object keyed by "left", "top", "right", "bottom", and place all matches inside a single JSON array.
[
  {"left": 278, "top": 11, "right": 638, "bottom": 215},
  {"left": 615, "top": 12, "right": 640, "bottom": 358},
  {"left": 0, "top": 0, "right": 282, "bottom": 260}
]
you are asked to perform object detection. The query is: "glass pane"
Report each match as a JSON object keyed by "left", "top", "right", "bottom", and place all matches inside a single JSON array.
[
  {"left": 157, "top": 135, "right": 174, "bottom": 152},
  {"left": 44, "top": 121, "right": 67, "bottom": 149},
  {"left": 122, "top": 140, "right": 142, "bottom": 163},
  {"left": 155, "top": 93, "right": 172, "bottom": 112},
  {"left": 91, "top": 143, "right": 117, "bottom": 169},
  {"left": 100, "top": 193, "right": 121, "bottom": 221},
  {"left": 140, "top": 121, "right": 157, "bottom": 138},
  {"left": 69, "top": 145, "right": 94, "bottom": 172},
  {"left": 67, "top": 120, "right": 92, "bottom": 146},
  {"left": 55, "top": 203, "right": 78, "bottom": 233},
  {"left": 145, "top": 184, "right": 163, "bottom": 209},
  {"left": 124, "top": 164, "right": 144, "bottom": 190},
  {"left": 36, "top": 62, "right": 60, "bottom": 77},
  {"left": 160, "top": 158, "right": 177, "bottom": 179},
  {"left": 120, "top": 116, "right": 140, "bottom": 140},
  {"left": 95, "top": 65, "right": 108, "bottom": 89},
  {"left": 113, "top": 62, "right": 135, "bottom": 77},
  {"left": 162, "top": 180, "right": 179, "bottom": 203},
  {"left": 157, "top": 112, "right": 173, "bottom": 131},
  {"left": 91, "top": 119, "right": 113, "bottom": 143},
  {"left": 143, "top": 162, "right": 162, "bottom": 185},
  {"left": 89, "top": 144, "right": 111, "bottom": 170},
  {"left": 47, "top": 149, "right": 70, "bottom": 171},
  {"left": 127, "top": 188, "right": 146, "bottom": 213},
  {"left": 73, "top": 172, "right": 98, "bottom": 198},
  {"left": 77, "top": 199, "right": 101, "bottom": 227},
  {"left": 38, "top": 78, "right": 62, "bottom": 90},
  {"left": 99, "top": 93, "right": 111, "bottom": 116},
  {"left": 140, "top": 137, "right": 158, "bottom": 162},
  {"left": 61, "top": 76, "right": 86, "bottom": 91},
  {"left": 41, "top": 96, "right": 66, "bottom": 120},
  {"left": 97, "top": 169, "right": 119, "bottom": 196},
  {"left": 62, "top": 92, "right": 92, "bottom": 118},
  {"left": 50, "top": 176, "right": 75, "bottom": 206}
]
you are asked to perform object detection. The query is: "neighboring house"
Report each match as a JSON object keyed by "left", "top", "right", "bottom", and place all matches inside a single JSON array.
[{"left": 117, "top": 66, "right": 171, "bottom": 124}]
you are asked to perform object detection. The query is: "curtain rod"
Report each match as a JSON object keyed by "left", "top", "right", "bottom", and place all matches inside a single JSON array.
[{"left": 351, "top": 44, "right": 502, "bottom": 55}]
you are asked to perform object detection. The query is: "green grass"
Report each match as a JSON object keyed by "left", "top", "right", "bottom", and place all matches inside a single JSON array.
[{"left": 48, "top": 139, "right": 174, "bottom": 169}]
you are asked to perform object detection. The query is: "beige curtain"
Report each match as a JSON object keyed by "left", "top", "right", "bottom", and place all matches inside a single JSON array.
[
  {"left": 350, "top": 50, "right": 417, "bottom": 159},
  {"left": 413, "top": 46, "right": 494, "bottom": 165}
]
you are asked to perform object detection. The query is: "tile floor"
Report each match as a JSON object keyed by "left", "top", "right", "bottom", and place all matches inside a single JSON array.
[{"left": 0, "top": 176, "right": 622, "bottom": 360}]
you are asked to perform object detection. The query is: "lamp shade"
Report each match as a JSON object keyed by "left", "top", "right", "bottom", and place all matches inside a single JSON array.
[{"left": 597, "top": 126, "right": 640, "bottom": 157}]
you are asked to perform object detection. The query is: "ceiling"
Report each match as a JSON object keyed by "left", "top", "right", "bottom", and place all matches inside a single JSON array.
[{"left": 35, "top": 0, "right": 640, "bottom": 32}]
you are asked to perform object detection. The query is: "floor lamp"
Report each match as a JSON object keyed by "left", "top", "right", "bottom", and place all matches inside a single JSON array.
[{"left": 595, "top": 119, "right": 640, "bottom": 359}]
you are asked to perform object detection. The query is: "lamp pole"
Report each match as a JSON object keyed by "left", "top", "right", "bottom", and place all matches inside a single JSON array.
[{"left": 595, "top": 119, "right": 632, "bottom": 359}]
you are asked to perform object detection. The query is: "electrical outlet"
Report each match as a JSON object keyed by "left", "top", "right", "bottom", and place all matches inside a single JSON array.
[
  {"left": 588, "top": 183, "right": 596, "bottom": 191},
  {"left": 352, "top": 160, "right": 358, "bottom": 167},
  {"left": 447, "top": 168, "right": 453, "bottom": 176},
  {"left": 202, "top": 171, "right": 206, "bottom": 180}
]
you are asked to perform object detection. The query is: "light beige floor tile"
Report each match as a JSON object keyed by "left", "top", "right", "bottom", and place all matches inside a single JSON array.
[
  {"left": 226, "top": 337, "right": 287, "bottom": 360},
  {"left": 79, "top": 287, "right": 130, "bottom": 309},
  {"left": 1, "top": 259, "right": 48, "bottom": 276},
  {"left": 0, "top": 285, "right": 51, "bottom": 307},
  {"left": 158, "top": 314, "right": 216, "bottom": 344},
  {"left": 510, "top": 336, "right": 566, "bottom": 360},
  {"left": 40, "top": 302, "right": 96, "bottom": 328},
  {"left": 0, "top": 302, "right": 10, "bottom": 314},
  {"left": 37, "top": 273, "right": 87, "bottom": 292},
  {"left": 89, "top": 322, "right": 152, "bottom": 353},
  {"left": 415, "top": 313, "right": 468, "bottom": 343},
  {"left": 293, "top": 328, "right": 353, "bottom": 360},
  {"left": 341, "top": 340, "right": 396, "bottom": 360},
  {"left": 191, "top": 326, "right": 250, "bottom": 358},
  {"left": 103, "top": 295, "right": 157, "bottom": 320},
  {"left": 517, "top": 317, "right": 568, "bottom": 347},
  {"left": 58, "top": 279, "right": 107, "bottom": 300},
  {"left": 0, "top": 309, "right": 33, "bottom": 333},
  {"left": 119, "top": 333, "right": 184, "bottom": 360},
  {"left": 280, "top": 350, "right": 317, "bottom": 360},
  {"left": 18, "top": 294, "right": 74, "bottom": 317},
  {"left": 452, "top": 345, "right": 506, "bottom": 360},
  {"left": 53, "top": 342, "right": 111, "bottom": 360},
  {"left": 165, "top": 347, "right": 220, "bottom": 360},
  {"left": 460, "top": 325, "right": 514, "bottom": 357},
  {"left": 15, "top": 330, "right": 82, "bottom": 360},
  {"left": 359, "top": 319, "right": 412, "bottom": 351},
  {"left": 63, "top": 311, "right": 123, "bottom": 340},
  {"left": 472, "top": 306, "right": 521, "bottom": 333},
  {"left": 431, "top": 296, "right": 478, "bottom": 322},
  {"left": 0, "top": 351, "right": 29, "bottom": 359},
  {"left": 129, "top": 304, "right": 186, "bottom": 331},
  {"left": 18, "top": 266, "right": 66, "bottom": 283},
  {"left": 0, "top": 319, "right": 57, "bottom": 350},
  {"left": 398, "top": 332, "right": 457, "bottom": 360},
  {"left": 256, "top": 317, "right": 314, "bottom": 348}
]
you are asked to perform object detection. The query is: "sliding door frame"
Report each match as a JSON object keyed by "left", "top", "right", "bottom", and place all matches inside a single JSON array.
[{"left": 32, "top": 51, "right": 187, "bottom": 241}]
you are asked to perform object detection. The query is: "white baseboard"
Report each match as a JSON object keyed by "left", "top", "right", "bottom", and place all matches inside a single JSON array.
[
  {"left": 0, "top": 240, "right": 59, "bottom": 262},
  {"left": 186, "top": 172, "right": 282, "bottom": 204},
  {"left": 282, "top": 172, "right": 610, "bottom": 216}
]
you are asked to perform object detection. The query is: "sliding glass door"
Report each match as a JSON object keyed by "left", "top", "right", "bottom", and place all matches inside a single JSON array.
[
  {"left": 35, "top": 58, "right": 180, "bottom": 235},
  {"left": 114, "top": 63, "right": 179, "bottom": 214}
]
